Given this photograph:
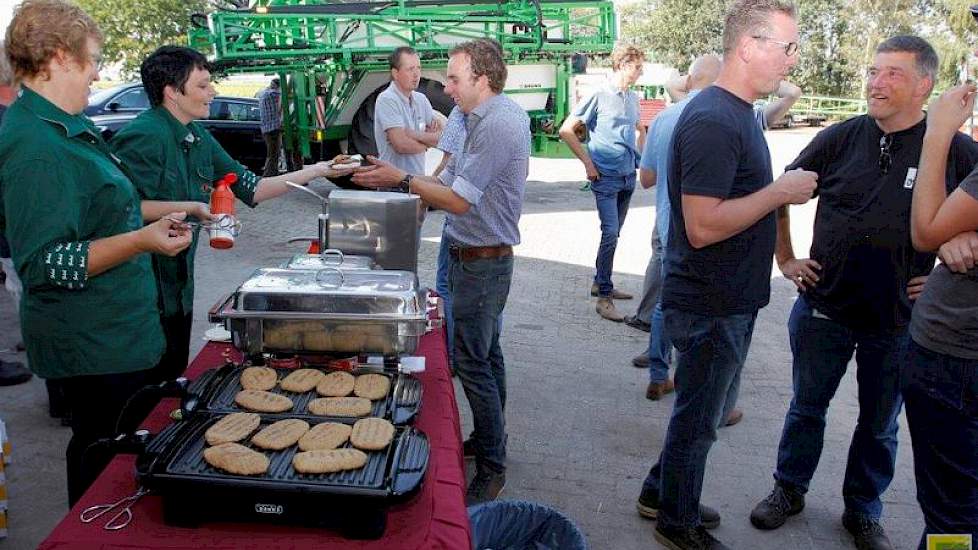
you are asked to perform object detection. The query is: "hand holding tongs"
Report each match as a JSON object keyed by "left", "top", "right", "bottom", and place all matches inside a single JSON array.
[
  {"left": 164, "top": 215, "right": 242, "bottom": 237},
  {"left": 80, "top": 486, "right": 150, "bottom": 530}
]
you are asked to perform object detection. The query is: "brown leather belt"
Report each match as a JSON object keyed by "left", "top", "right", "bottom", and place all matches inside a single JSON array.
[{"left": 450, "top": 244, "right": 513, "bottom": 262}]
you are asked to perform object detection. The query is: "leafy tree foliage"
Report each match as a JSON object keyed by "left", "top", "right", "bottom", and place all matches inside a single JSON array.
[
  {"left": 621, "top": 0, "right": 978, "bottom": 97},
  {"left": 77, "top": 0, "right": 209, "bottom": 78}
]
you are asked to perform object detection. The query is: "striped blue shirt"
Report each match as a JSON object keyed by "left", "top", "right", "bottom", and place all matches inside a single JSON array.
[
  {"left": 439, "top": 94, "right": 529, "bottom": 247},
  {"left": 257, "top": 86, "right": 282, "bottom": 134},
  {"left": 436, "top": 106, "right": 467, "bottom": 156}
]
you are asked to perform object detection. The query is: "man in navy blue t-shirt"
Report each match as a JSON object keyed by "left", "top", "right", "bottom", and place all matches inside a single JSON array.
[{"left": 635, "top": 1, "right": 817, "bottom": 548}]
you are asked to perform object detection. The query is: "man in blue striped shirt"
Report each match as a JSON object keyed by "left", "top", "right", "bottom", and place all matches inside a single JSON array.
[{"left": 353, "top": 38, "right": 529, "bottom": 506}]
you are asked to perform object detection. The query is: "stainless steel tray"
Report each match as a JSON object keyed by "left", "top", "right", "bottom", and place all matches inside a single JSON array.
[{"left": 209, "top": 268, "right": 434, "bottom": 355}]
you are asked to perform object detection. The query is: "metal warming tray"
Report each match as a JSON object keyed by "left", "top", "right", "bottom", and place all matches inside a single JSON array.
[
  {"left": 282, "top": 249, "right": 378, "bottom": 271},
  {"left": 209, "top": 268, "right": 432, "bottom": 356},
  {"left": 135, "top": 412, "right": 429, "bottom": 538},
  {"left": 185, "top": 364, "right": 423, "bottom": 425}
]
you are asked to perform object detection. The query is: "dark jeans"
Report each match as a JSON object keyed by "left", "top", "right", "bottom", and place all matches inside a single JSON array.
[
  {"left": 774, "top": 295, "right": 904, "bottom": 519},
  {"left": 62, "top": 368, "right": 156, "bottom": 505},
  {"left": 591, "top": 173, "right": 635, "bottom": 296},
  {"left": 642, "top": 307, "right": 757, "bottom": 528},
  {"left": 645, "top": 236, "right": 670, "bottom": 382},
  {"left": 262, "top": 129, "right": 282, "bottom": 177},
  {"left": 436, "top": 225, "right": 455, "bottom": 368},
  {"left": 903, "top": 339, "right": 978, "bottom": 549},
  {"left": 147, "top": 312, "right": 193, "bottom": 385},
  {"left": 448, "top": 249, "right": 513, "bottom": 474}
]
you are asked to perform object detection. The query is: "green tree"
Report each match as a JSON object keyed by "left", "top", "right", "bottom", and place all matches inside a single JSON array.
[
  {"left": 77, "top": 0, "right": 209, "bottom": 78},
  {"left": 620, "top": 0, "right": 728, "bottom": 68},
  {"left": 792, "top": 0, "right": 858, "bottom": 96}
]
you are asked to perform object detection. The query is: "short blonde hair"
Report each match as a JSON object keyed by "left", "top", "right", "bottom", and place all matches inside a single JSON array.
[
  {"left": 611, "top": 45, "right": 645, "bottom": 72},
  {"left": 5, "top": 0, "right": 103, "bottom": 81},
  {"left": 722, "top": 0, "right": 796, "bottom": 54}
]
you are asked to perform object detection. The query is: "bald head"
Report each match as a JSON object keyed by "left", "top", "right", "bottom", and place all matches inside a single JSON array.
[{"left": 688, "top": 54, "right": 722, "bottom": 90}]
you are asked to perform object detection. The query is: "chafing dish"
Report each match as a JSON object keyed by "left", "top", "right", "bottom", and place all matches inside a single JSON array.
[{"left": 209, "top": 268, "right": 432, "bottom": 356}]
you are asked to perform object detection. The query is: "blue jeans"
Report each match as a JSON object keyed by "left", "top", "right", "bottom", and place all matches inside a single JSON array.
[
  {"left": 646, "top": 236, "right": 671, "bottom": 383},
  {"left": 903, "top": 339, "right": 978, "bottom": 549},
  {"left": 642, "top": 308, "right": 758, "bottom": 528},
  {"left": 436, "top": 226, "right": 454, "bottom": 368},
  {"left": 448, "top": 249, "right": 514, "bottom": 474},
  {"left": 774, "top": 295, "right": 904, "bottom": 519},
  {"left": 591, "top": 173, "right": 635, "bottom": 296}
]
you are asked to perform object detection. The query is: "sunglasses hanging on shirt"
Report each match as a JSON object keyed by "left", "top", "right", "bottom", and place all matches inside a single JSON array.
[{"left": 878, "top": 134, "right": 893, "bottom": 175}]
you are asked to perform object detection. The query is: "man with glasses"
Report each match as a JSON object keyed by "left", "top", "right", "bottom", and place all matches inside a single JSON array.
[
  {"left": 750, "top": 35, "right": 978, "bottom": 550},
  {"left": 634, "top": 1, "right": 817, "bottom": 548}
]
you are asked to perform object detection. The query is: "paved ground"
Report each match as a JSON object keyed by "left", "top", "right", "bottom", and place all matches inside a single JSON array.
[{"left": 0, "top": 126, "right": 926, "bottom": 549}]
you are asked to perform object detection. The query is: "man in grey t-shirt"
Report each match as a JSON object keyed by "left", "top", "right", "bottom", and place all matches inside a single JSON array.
[{"left": 373, "top": 46, "right": 442, "bottom": 175}]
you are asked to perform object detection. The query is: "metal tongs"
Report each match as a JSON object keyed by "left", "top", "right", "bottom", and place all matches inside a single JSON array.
[
  {"left": 164, "top": 215, "right": 242, "bottom": 237},
  {"left": 80, "top": 486, "right": 151, "bottom": 530}
]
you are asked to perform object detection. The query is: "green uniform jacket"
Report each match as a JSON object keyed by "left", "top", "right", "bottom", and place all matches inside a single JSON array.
[
  {"left": 0, "top": 87, "right": 164, "bottom": 379},
  {"left": 110, "top": 107, "right": 258, "bottom": 319}
]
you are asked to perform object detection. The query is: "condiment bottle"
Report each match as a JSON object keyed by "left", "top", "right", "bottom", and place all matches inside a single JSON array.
[{"left": 209, "top": 172, "right": 237, "bottom": 249}]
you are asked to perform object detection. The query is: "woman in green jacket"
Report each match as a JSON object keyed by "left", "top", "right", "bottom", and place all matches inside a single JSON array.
[{"left": 0, "top": 0, "right": 193, "bottom": 505}]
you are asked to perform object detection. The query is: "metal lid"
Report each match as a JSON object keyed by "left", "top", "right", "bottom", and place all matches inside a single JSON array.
[
  {"left": 234, "top": 267, "right": 423, "bottom": 317},
  {"left": 283, "top": 250, "right": 377, "bottom": 271}
]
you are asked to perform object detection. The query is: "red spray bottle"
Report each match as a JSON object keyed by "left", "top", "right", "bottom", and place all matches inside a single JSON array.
[{"left": 209, "top": 172, "right": 237, "bottom": 249}]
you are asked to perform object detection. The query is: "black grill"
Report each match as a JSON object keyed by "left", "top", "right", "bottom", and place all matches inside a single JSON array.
[
  {"left": 137, "top": 412, "right": 429, "bottom": 538},
  {"left": 186, "top": 364, "right": 422, "bottom": 425}
]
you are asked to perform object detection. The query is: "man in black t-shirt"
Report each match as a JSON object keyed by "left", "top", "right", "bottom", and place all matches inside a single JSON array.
[
  {"left": 749, "top": 36, "right": 978, "bottom": 550},
  {"left": 635, "top": 2, "right": 817, "bottom": 549}
]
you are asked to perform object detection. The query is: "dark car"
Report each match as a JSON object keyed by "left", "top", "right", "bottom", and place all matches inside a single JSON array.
[{"left": 88, "top": 83, "right": 268, "bottom": 173}]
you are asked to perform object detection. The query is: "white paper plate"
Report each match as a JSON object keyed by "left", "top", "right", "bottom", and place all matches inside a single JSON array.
[{"left": 204, "top": 326, "right": 232, "bottom": 342}]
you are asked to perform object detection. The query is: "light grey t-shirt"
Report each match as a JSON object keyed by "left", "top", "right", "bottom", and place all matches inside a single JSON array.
[
  {"left": 910, "top": 172, "right": 978, "bottom": 359},
  {"left": 374, "top": 82, "right": 434, "bottom": 175}
]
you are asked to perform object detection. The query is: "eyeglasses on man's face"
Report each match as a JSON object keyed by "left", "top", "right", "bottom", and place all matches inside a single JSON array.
[{"left": 751, "top": 35, "right": 799, "bottom": 57}]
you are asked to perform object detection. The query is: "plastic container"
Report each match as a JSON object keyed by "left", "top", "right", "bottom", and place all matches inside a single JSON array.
[
  {"left": 209, "top": 172, "right": 238, "bottom": 249},
  {"left": 468, "top": 500, "right": 588, "bottom": 550}
]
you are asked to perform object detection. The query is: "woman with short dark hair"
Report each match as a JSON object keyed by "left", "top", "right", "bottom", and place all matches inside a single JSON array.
[{"left": 111, "top": 45, "right": 353, "bottom": 385}]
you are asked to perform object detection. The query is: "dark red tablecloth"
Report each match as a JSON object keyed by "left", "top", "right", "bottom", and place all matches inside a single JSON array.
[{"left": 38, "top": 328, "right": 470, "bottom": 550}]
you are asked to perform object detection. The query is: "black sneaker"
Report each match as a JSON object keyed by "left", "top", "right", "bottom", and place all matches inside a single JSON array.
[
  {"left": 636, "top": 486, "right": 720, "bottom": 529},
  {"left": 0, "top": 359, "right": 32, "bottom": 386},
  {"left": 654, "top": 524, "right": 730, "bottom": 550},
  {"left": 750, "top": 483, "right": 805, "bottom": 530},
  {"left": 465, "top": 469, "right": 505, "bottom": 506},
  {"left": 842, "top": 510, "right": 894, "bottom": 550}
]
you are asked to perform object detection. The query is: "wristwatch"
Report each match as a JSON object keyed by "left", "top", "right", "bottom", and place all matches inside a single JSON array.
[{"left": 397, "top": 173, "right": 413, "bottom": 193}]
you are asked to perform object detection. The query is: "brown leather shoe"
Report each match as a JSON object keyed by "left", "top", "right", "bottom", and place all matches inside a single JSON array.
[
  {"left": 590, "top": 283, "right": 634, "bottom": 300},
  {"left": 722, "top": 409, "right": 744, "bottom": 427},
  {"left": 596, "top": 297, "right": 625, "bottom": 322},
  {"left": 646, "top": 379, "right": 675, "bottom": 400}
]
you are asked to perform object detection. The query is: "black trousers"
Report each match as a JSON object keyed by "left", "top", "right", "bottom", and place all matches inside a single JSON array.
[
  {"left": 62, "top": 368, "right": 156, "bottom": 506},
  {"left": 262, "top": 130, "right": 282, "bottom": 177},
  {"left": 148, "top": 312, "right": 193, "bottom": 385}
]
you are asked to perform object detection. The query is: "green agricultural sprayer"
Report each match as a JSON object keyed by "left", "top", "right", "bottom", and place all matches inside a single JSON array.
[{"left": 189, "top": 0, "right": 618, "bottom": 162}]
